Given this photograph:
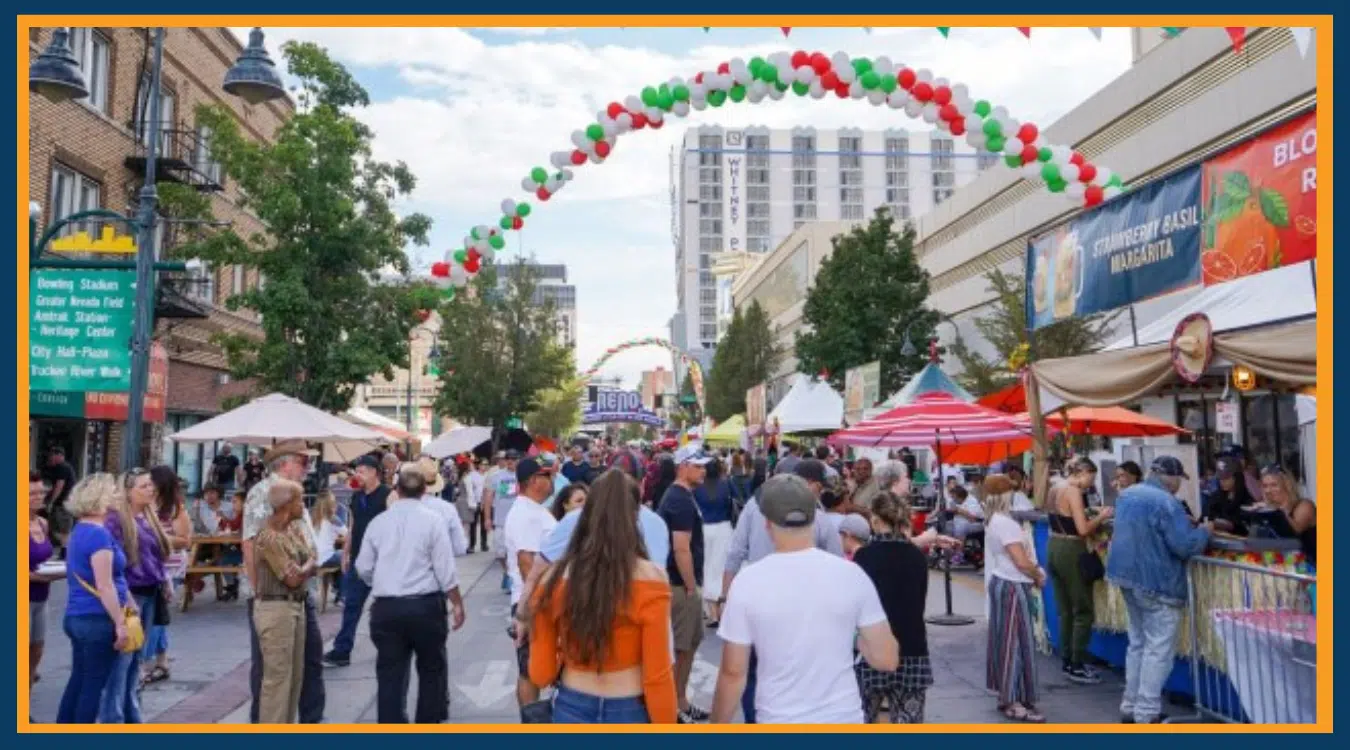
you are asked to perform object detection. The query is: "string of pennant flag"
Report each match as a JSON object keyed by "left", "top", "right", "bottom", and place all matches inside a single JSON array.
[{"left": 670, "top": 26, "right": 1316, "bottom": 57}]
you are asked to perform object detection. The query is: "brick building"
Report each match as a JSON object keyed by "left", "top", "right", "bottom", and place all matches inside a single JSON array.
[{"left": 28, "top": 26, "right": 293, "bottom": 490}]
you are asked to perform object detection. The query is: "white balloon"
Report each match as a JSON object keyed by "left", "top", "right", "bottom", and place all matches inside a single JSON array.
[
  {"left": 672, "top": 101, "right": 690, "bottom": 117},
  {"left": 692, "top": 99, "right": 707, "bottom": 111},
  {"left": 715, "top": 73, "right": 735, "bottom": 90},
  {"left": 1095, "top": 167, "right": 1114, "bottom": 185},
  {"left": 916, "top": 68, "right": 933, "bottom": 83},
  {"left": 1065, "top": 182, "right": 1087, "bottom": 200},
  {"left": 588, "top": 151, "right": 603, "bottom": 165},
  {"left": 809, "top": 80, "right": 827, "bottom": 99},
  {"left": 1005, "top": 138, "right": 1024, "bottom": 156},
  {"left": 991, "top": 105, "right": 1009, "bottom": 120},
  {"left": 767, "top": 85, "right": 785, "bottom": 101},
  {"left": 770, "top": 52, "right": 791, "bottom": 70},
  {"left": 951, "top": 83, "right": 969, "bottom": 101},
  {"left": 548, "top": 152, "right": 566, "bottom": 169},
  {"left": 831, "top": 51, "right": 851, "bottom": 69},
  {"left": 886, "top": 91, "right": 907, "bottom": 109},
  {"left": 966, "top": 130, "right": 985, "bottom": 150},
  {"left": 904, "top": 100, "right": 923, "bottom": 118},
  {"left": 849, "top": 80, "right": 865, "bottom": 99},
  {"left": 602, "top": 121, "right": 619, "bottom": 139},
  {"left": 624, "top": 95, "right": 643, "bottom": 111},
  {"left": 1103, "top": 186, "right": 1122, "bottom": 200},
  {"left": 569, "top": 130, "right": 587, "bottom": 148},
  {"left": 795, "top": 66, "right": 816, "bottom": 85},
  {"left": 501, "top": 199, "right": 517, "bottom": 215},
  {"left": 729, "top": 57, "right": 749, "bottom": 82},
  {"left": 747, "top": 87, "right": 765, "bottom": 104},
  {"left": 449, "top": 264, "right": 469, "bottom": 287},
  {"left": 520, "top": 177, "right": 536, "bottom": 192},
  {"left": 1061, "top": 163, "right": 1081, "bottom": 182},
  {"left": 749, "top": 80, "right": 769, "bottom": 97},
  {"left": 1022, "top": 163, "right": 1043, "bottom": 180},
  {"left": 646, "top": 107, "right": 664, "bottom": 123},
  {"left": 873, "top": 56, "right": 894, "bottom": 76},
  {"left": 921, "top": 104, "right": 939, "bottom": 124},
  {"left": 615, "top": 112, "right": 634, "bottom": 129},
  {"left": 688, "top": 82, "right": 706, "bottom": 101},
  {"left": 965, "top": 129, "right": 983, "bottom": 147},
  {"left": 560, "top": 168, "right": 575, "bottom": 181},
  {"left": 867, "top": 89, "right": 887, "bottom": 106},
  {"left": 934, "top": 77, "right": 949, "bottom": 90},
  {"left": 953, "top": 95, "right": 973, "bottom": 115},
  {"left": 476, "top": 245, "right": 495, "bottom": 263}
]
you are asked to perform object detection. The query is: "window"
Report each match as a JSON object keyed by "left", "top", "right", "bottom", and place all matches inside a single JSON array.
[
  {"left": 792, "top": 186, "right": 816, "bottom": 202},
  {"left": 700, "top": 324, "right": 718, "bottom": 341},
  {"left": 932, "top": 172, "right": 956, "bottom": 188},
  {"left": 748, "top": 237, "right": 772, "bottom": 252},
  {"left": 135, "top": 75, "right": 176, "bottom": 152},
  {"left": 791, "top": 135, "right": 815, "bottom": 152},
  {"left": 699, "top": 202, "right": 720, "bottom": 217},
  {"left": 933, "top": 188, "right": 955, "bottom": 204},
  {"left": 49, "top": 164, "right": 101, "bottom": 238},
  {"left": 747, "top": 154, "right": 770, "bottom": 169},
  {"left": 700, "top": 288, "right": 717, "bottom": 303},
  {"left": 698, "top": 135, "right": 721, "bottom": 149},
  {"left": 841, "top": 205, "right": 864, "bottom": 220},
  {"left": 698, "top": 184, "right": 722, "bottom": 201},
  {"left": 885, "top": 187, "right": 910, "bottom": 204},
  {"left": 698, "top": 167, "right": 720, "bottom": 184},
  {"left": 885, "top": 138, "right": 910, "bottom": 171},
  {"left": 746, "top": 135, "right": 770, "bottom": 151},
  {"left": 69, "top": 28, "right": 110, "bottom": 113},
  {"left": 699, "top": 218, "right": 722, "bottom": 234},
  {"left": 792, "top": 170, "right": 816, "bottom": 186},
  {"left": 839, "top": 171, "right": 863, "bottom": 186},
  {"left": 193, "top": 124, "right": 224, "bottom": 184},
  {"left": 839, "top": 155, "right": 862, "bottom": 169},
  {"left": 791, "top": 153, "right": 817, "bottom": 168},
  {"left": 886, "top": 203, "right": 912, "bottom": 220},
  {"left": 839, "top": 136, "right": 862, "bottom": 152},
  {"left": 747, "top": 203, "right": 771, "bottom": 218},
  {"left": 698, "top": 151, "right": 722, "bottom": 167},
  {"left": 793, "top": 203, "right": 817, "bottom": 220},
  {"left": 747, "top": 219, "right": 771, "bottom": 235},
  {"left": 794, "top": 220, "right": 807, "bottom": 230},
  {"left": 747, "top": 185, "right": 770, "bottom": 201},
  {"left": 885, "top": 171, "right": 908, "bottom": 187},
  {"left": 698, "top": 236, "right": 721, "bottom": 252},
  {"left": 699, "top": 253, "right": 711, "bottom": 269},
  {"left": 977, "top": 152, "right": 1000, "bottom": 171},
  {"left": 188, "top": 262, "right": 215, "bottom": 304},
  {"left": 232, "top": 266, "right": 245, "bottom": 295},
  {"left": 699, "top": 271, "right": 714, "bottom": 285},
  {"left": 840, "top": 188, "right": 863, "bottom": 204},
  {"left": 747, "top": 168, "right": 770, "bottom": 184},
  {"left": 930, "top": 138, "right": 954, "bottom": 170}
]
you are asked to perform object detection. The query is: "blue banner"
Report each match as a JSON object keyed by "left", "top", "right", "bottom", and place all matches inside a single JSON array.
[
  {"left": 1026, "top": 165, "right": 1202, "bottom": 330},
  {"left": 583, "top": 390, "right": 666, "bottom": 427}
]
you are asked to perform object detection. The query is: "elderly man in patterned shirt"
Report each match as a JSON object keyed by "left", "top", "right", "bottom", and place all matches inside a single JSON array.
[{"left": 241, "top": 440, "right": 325, "bottom": 724}]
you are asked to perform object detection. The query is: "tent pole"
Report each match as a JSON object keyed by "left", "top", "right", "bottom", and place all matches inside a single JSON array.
[{"left": 927, "top": 430, "right": 974, "bottom": 627}]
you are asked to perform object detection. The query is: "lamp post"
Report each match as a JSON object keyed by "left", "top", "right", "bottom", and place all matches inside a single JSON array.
[
  {"left": 406, "top": 323, "right": 437, "bottom": 452},
  {"left": 29, "top": 26, "right": 285, "bottom": 471}
]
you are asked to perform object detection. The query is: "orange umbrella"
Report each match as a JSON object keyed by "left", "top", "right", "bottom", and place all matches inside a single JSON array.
[
  {"left": 977, "top": 382, "right": 1027, "bottom": 414},
  {"left": 1043, "top": 406, "right": 1188, "bottom": 437},
  {"left": 939, "top": 438, "right": 1033, "bottom": 465}
]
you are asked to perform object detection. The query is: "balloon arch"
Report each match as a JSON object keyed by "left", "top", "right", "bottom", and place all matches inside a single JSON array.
[{"left": 579, "top": 337, "right": 705, "bottom": 412}]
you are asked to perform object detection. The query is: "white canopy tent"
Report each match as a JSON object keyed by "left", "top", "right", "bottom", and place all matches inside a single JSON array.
[
  {"left": 765, "top": 374, "right": 845, "bottom": 434},
  {"left": 169, "top": 393, "right": 387, "bottom": 452},
  {"left": 421, "top": 425, "right": 493, "bottom": 459}
]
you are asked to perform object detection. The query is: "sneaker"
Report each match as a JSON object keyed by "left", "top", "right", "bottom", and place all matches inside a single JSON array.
[
  {"left": 322, "top": 651, "right": 350, "bottom": 668},
  {"left": 1065, "top": 665, "right": 1101, "bottom": 685},
  {"left": 680, "top": 705, "right": 711, "bottom": 723}
]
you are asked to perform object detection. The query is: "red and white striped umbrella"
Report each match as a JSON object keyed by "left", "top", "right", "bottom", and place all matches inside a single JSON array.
[{"left": 829, "top": 392, "right": 1031, "bottom": 449}]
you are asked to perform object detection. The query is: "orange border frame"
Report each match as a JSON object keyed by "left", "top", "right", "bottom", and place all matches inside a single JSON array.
[{"left": 17, "top": 16, "right": 1333, "bottom": 733}]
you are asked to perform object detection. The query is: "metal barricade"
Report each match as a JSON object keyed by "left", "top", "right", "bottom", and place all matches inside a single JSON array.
[{"left": 1172, "top": 555, "right": 1316, "bottom": 724}]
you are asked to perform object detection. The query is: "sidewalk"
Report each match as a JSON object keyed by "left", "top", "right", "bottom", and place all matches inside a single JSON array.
[{"left": 29, "top": 555, "right": 1128, "bottom": 725}]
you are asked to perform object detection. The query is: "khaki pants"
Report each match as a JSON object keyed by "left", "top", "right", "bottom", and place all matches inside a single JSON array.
[{"left": 253, "top": 599, "right": 306, "bottom": 724}]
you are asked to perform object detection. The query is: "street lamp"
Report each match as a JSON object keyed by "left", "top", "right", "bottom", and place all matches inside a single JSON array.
[
  {"left": 900, "top": 316, "right": 963, "bottom": 359},
  {"left": 30, "top": 26, "right": 286, "bottom": 472}
]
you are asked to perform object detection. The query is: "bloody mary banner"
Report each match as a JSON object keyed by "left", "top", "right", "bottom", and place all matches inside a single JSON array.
[{"left": 1200, "top": 110, "right": 1317, "bottom": 285}]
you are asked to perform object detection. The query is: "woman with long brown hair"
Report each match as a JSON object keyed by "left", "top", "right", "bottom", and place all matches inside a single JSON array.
[
  {"left": 528, "top": 469, "right": 677, "bottom": 724},
  {"left": 1045, "top": 456, "right": 1111, "bottom": 684},
  {"left": 140, "top": 466, "right": 190, "bottom": 687}
]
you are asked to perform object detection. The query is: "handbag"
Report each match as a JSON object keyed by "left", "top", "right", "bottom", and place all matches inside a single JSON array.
[
  {"left": 75, "top": 575, "right": 145, "bottom": 653},
  {"left": 1078, "top": 549, "right": 1106, "bottom": 584},
  {"left": 520, "top": 698, "right": 553, "bottom": 724},
  {"left": 153, "top": 585, "right": 172, "bottom": 626}
]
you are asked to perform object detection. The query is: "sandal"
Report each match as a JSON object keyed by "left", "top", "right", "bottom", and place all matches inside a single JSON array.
[
  {"left": 1003, "top": 703, "right": 1046, "bottom": 723},
  {"left": 141, "top": 665, "right": 170, "bottom": 687}
]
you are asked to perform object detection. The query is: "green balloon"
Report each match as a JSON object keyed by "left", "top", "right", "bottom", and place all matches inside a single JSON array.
[
  {"left": 878, "top": 76, "right": 897, "bottom": 94},
  {"left": 974, "top": 100, "right": 991, "bottom": 117},
  {"left": 775, "top": 81, "right": 789, "bottom": 93},
  {"left": 657, "top": 92, "right": 674, "bottom": 110},
  {"left": 749, "top": 57, "right": 765, "bottom": 74},
  {"left": 586, "top": 123, "right": 604, "bottom": 141},
  {"left": 442, "top": 286, "right": 455, "bottom": 300},
  {"left": 641, "top": 86, "right": 658, "bottom": 107},
  {"left": 489, "top": 234, "right": 506, "bottom": 250},
  {"left": 986, "top": 135, "right": 1005, "bottom": 153},
  {"left": 1047, "top": 177, "right": 1067, "bottom": 193},
  {"left": 530, "top": 166, "right": 548, "bottom": 183},
  {"left": 729, "top": 84, "right": 746, "bottom": 103},
  {"left": 860, "top": 71, "right": 880, "bottom": 90},
  {"left": 1037, "top": 147, "right": 1053, "bottom": 162},
  {"left": 708, "top": 90, "right": 726, "bottom": 107},
  {"left": 516, "top": 202, "right": 531, "bottom": 217},
  {"left": 672, "top": 84, "right": 690, "bottom": 102},
  {"left": 762, "top": 64, "right": 778, "bottom": 84},
  {"left": 1005, "top": 153, "right": 1022, "bottom": 168},
  {"left": 1107, "top": 174, "right": 1124, "bottom": 187},
  {"left": 453, "top": 249, "right": 467, "bottom": 263},
  {"left": 852, "top": 57, "right": 872, "bottom": 74},
  {"left": 982, "top": 119, "right": 1002, "bottom": 137},
  {"left": 792, "top": 81, "right": 810, "bottom": 96},
  {"left": 470, "top": 228, "right": 481, "bottom": 240},
  {"left": 499, "top": 216, "right": 512, "bottom": 230},
  {"left": 1041, "top": 163, "right": 1061, "bottom": 183}
]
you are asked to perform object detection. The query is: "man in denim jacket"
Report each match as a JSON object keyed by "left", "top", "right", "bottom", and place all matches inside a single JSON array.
[{"left": 1105, "top": 456, "right": 1211, "bottom": 724}]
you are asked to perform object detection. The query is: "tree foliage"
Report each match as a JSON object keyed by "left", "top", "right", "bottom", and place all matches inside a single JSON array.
[
  {"left": 166, "top": 42, "right": 432, "bottom": 410},
  {"left": 433, "top": 260, "right": 572, "bottom": 439},
  {"left": 794, "top": 209, "right": 938, "bottom": 396},
  {"left": 948, "top": 269, "right": 1120, "bottom": 395},
  {"left": 705, "top": 301, "right": 781, "bottom": 422},
  {"left": 525, "top": 375, "right": 584, "bottom": 440}
]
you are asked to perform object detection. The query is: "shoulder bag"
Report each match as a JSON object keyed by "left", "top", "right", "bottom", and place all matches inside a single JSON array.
[{"left": 75, "top": 575, "right": 145, "bottom": 653}]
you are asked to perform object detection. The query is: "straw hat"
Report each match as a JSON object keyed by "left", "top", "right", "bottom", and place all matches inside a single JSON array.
[
  {"left": 414, "top": 456, "right": 445, "bottom": 494},
  {"left": 262, "top": 440, "right": 318, "bottom": 465},
  {"left": 1170, "top": 313, "right": 1214, "bottom": 384}
]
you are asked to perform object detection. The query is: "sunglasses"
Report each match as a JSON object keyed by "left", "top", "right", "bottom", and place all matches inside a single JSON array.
[{"left": 1260, "top": 464, "right": 1287, "bottom": 477}]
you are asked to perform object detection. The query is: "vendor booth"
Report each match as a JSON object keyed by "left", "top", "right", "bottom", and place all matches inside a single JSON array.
[{"left": 764, "top": 374, "right": 845, "bottom": 435}]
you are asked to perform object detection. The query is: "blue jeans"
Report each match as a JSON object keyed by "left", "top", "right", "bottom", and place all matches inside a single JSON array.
[
  {"left": 100, "top": 594, "right": 154, "bottom": 723},
  {"left": 552, "top": 684, "right": 650, "bottom": 724},
  {"left": 1120, "top": 586, "right": 1184, "bottom": 723},
  {"left": 742, "top": 648, "right": 757, "bottom": 724},
  {"left": 57, "top": 615, "right": 119, "bottom": 724},
  {"left": 331, "top": 567, "right": 371, "bottom": 657}
]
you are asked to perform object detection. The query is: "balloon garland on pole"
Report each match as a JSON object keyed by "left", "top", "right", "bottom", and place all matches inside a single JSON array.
[
  {"left": 441, "top": 48, "right": 1125, "bottom": 295},
  {"left": 578, "top": 337, "right": 706, "bottom": 412}
]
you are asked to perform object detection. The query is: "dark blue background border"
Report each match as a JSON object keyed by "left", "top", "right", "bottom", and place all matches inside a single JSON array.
[{"left": 8, "top": 5, "right": 1344, "bottom": 742}]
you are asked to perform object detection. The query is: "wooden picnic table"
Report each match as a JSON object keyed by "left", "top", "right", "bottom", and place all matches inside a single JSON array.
[{"left": 182, "top": 534, "right": 243, "bottom": 612}]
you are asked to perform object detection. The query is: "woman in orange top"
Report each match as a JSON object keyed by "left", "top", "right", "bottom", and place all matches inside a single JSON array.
[{"left": 529, "top": 469, "right": 677, "bottom": 724}]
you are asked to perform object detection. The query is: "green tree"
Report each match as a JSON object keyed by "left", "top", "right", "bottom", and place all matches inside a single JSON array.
[
  {"left": 794, "top": 209, "right": 937, "bottom": 396},
  {"left": 948, "top": 269, "right": 1119, "bottom": 396},
  {"left": 525, "top": 375, "right": 584, "bottom": 440},
  {"left": 433, "top": 260, "right": 572, "bottom": 443},
  {"left": 166, "top": 42, "right": 431, "bottom": 410},
  {"left": 705, "top": 301, "right": 781, "bottom": 422}
]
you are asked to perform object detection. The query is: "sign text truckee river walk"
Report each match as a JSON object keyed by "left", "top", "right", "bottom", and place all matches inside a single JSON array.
[{"left": 29, "top": 270, "right": 136, "bottom": 392}]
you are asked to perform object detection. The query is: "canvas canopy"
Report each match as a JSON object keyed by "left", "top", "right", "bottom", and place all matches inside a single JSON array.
[{"left": 765, "top": 375, "right": 845, "bottom": 434}]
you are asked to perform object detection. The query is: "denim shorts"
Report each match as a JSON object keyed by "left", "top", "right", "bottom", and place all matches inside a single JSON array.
[{"left": 552, "top": 684, "right": 650, "bottom": 724}]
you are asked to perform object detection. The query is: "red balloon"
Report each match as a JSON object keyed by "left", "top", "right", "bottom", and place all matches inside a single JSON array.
[
  {"left": 1069, "top": 151, "right": 1085, "bottom": 166},
  {"left": 1021, "top": 145, "right": 1040, "bottom": 164},
  {"left": 467, "top": 249, "right": 481, "bottom": 262},
  {"left": 811, "top": 53, "right": 831, "bottom": 74},
  {"left": 537, "top": 188, "right": 550, "bottom": 201},
  {"left": 949, "top": 118, "right": 966, "bottom": 136},
  {"left": 932, "top": 86, "right": 952, "bottom": 106},
  {"left": 1084, "top": 184, "right": 1105, "bottom": 206},
  {"left": 606, "top": 102, "right": 624, "bottom": 119},
  {"left": 430, "top": 262, "right": 449, "bottom": 277},
  {"left": 1017, "top": 123, "right": 1039, "bottom": 143},
  {"left": 820, "top": 71, "right": 839, "bottom": 89},
  {"left": 694, "top": 72, "right": 704, "bottom": 84},
  {"left": 416, "top": 309, "right": 431, "bottom": 322},
  {"left": 911, "top": 82, "right": 933, "bottom": 102},
  {"left": 897, "top": 68, "right": 917, "bottom": 90},
  {"left": 939, "top": 103, "right": 960, "bottom": 121},
  {"left": 595, "top": 140, "right": 612, "bottom": 158},
  {"left": 570, "top": 150, "right": 587, "bottom": 165},
  {"left": 464, "top": 257, "right": 481, "bottom": 274},
  {"left": 717, "top": 62, "right": 730, "bottom": 74},
  {"left": 791, "top": 50, "right": 809, "bottom": 68},
  {"left": 1078, "top": 163, "right": 1097, "bottom": 182},
  {"left": 834, "top": 82, "right": 851, "bottom": 98},
  {"left": 632, "top": 113, "right": 648, "bottom": 129},
  {"left": 649, "top": 118, "right": 664, "bottom": 130},
  {"left": 511, "top": 216, "right": 523, "bottom": 230}
]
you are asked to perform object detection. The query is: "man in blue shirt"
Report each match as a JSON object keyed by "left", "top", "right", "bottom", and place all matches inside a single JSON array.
[
  {"left": 559, "top": 445, "right": 591, "bottom": 484},
  {"left": 324, "top": 455, "right": 389, "bottom": 668},
  {"left": 1106, "top": 456, "right": 1211, "bottom": 725}
]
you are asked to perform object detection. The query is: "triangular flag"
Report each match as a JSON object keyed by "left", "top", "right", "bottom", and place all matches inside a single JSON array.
[
  {"left": 781, "top": 27, "right": 791, "bottom": 37},
  {"left": 1226, "top": 27, "right": 1247, "bottom": 53},
  {"left": 1017, "top": 27, "right": 1031, "bottom": 38},
  {"left": 1290, "top": 27, "right": 1314, "bottom": 57},
  {"left": 937, "top": 27, "right": 950, "bottom": 38},
  {"left": 1161, "top": 27, "right": 1185, "bottom": 38},
  {"left": 1088, "top": 27, "right": 1102, "bottom": 40},
  {"left": 702, "top": 27, "right": 710, "bottom": 32}
]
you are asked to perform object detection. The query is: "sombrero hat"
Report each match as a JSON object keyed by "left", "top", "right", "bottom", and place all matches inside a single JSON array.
[{"left": 1170, "top": 313, "right": 1214, "bottom": 384}]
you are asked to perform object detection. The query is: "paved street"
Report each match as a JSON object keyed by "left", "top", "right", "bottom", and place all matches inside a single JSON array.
[{"left": 31, "top": 553, "right": 1125, "bottom": 725}]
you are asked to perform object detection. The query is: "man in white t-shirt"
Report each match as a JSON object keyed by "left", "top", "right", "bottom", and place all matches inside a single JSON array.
[
  {"left": 461, "top": 459, "right": 488, "bottom": 553},
  {"left": 502, "top": 455, "right": 558, "bottom": 715},
  {"left": 483, "top": 451, "right": 519, "bottom": 590},
  {"left": 711, "top": 475, "right": 898, "bottom": 724}
]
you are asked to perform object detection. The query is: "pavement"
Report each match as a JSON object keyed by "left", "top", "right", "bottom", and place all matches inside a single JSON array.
[{"left": 29, "top": 553, "right": 1127, "bottom": 725}]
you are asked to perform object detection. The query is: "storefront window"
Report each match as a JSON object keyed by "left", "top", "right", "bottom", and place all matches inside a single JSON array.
[
  {"left": 1176, "top": 398, "right": 1236, "bottom": 475},
  {"left": 1243, "top": 393, "right": 1301, "bottom": 478}
]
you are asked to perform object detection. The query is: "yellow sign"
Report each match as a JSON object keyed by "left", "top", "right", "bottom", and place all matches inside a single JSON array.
[{"left": 49, "top": 226, "right": 137, "bottom": 254}]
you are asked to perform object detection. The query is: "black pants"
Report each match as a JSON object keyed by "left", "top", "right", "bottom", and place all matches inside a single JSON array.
[
  {"left": 468, "top": 507, "right": 488, "bottom": 551},
  {"left": 370, "top": 594, "right": 449, "bottom": 724},
  {"left": 249, "top": 594, "right": 325, "bottom": 723}
]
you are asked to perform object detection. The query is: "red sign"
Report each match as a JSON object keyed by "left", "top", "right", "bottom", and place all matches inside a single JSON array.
[
  {"left": 83, "top": 343, "right": 169, "bottom": 423},
  {"left": 1200, "top": 111, "right": 1317, "bottom": 285}
]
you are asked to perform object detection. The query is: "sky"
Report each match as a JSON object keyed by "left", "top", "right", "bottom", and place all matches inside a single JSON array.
[{"left": 236, "top": 25, "right": 1134, "bottom": 389}]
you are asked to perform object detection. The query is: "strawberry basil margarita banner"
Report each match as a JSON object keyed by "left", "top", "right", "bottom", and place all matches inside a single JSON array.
[
  {"left": 424, "top": 48, "right": 1128, "bottom": 299},
  {"left": 579, "top": 337, "right": 705, "bottom": 412}
]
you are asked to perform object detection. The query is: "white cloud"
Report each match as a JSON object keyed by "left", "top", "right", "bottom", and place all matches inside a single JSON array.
[
  {"left": 241, "top": 26, "right": 1133, "bottom": 389},
  {"left": 483, "top": 27, "right": 576, "bottom": 36}
]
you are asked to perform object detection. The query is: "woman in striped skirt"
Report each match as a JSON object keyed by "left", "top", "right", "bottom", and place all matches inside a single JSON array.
[{"left": 981, "top": 474, "right": 1047, "bottom": 723}]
